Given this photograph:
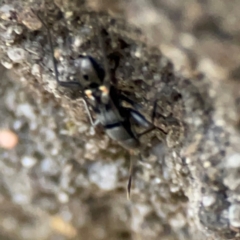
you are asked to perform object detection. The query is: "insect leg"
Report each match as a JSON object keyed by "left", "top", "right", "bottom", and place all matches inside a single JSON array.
[
  {"left": 120, "top": 93, "right": 143, "bottom": 111},
  {"left": 138, "top": 126, "right": 157, "bottom": 137},
  {"left": 127, "top": 150, "right": 136, "bottom": 200},
  {"left": 137, "top": 121, "right": 167, "bottom": 138},
  {"left": 129, "top": 109, "right": 151, "bottom": 128},
  {"left": 80, "top": 98, "right": 100, "bottom": 136},
  {"left": 127, "top": 151, "right": 143, "bottom": 200},
  {"left": 80, "top": 98, "right": 97, "bottom": 126},
  {"left": 129, "top": 102, "right": 167, "bottom": 137},
  {"left": 33, "top": 10, "right": 99, "bottom": 132},
  {"left": 127, "top": 157, "right": 133, "bottom": 200},
  {"left": 151, "top": 100, "right": 158, "bottom": 123},
  {"left": 32, "top": 9, "right": 81, "bottom": 89},
  {"left": 95, "top": 18, "right": 111, "bottom": 88}
]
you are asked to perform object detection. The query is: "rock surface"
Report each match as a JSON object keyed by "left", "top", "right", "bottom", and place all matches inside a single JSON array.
[{"left": 0, "top": 0, "right": 240, "bottom": 240}]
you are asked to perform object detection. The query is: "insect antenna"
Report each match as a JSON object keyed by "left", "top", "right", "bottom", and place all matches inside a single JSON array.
[
  {"left": 95, "top": 16, "right": 111, "bottom": 89},
  {"left": 127, "top": 151, "right": 142, "bottom": 200},
  {"left": 127, "top": 155, "right": 133, "bottom": 200}
]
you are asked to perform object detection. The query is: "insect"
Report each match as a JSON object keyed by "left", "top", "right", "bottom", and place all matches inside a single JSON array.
[{"left": 34, "top": 10, "right": 160, "bottom": 199}]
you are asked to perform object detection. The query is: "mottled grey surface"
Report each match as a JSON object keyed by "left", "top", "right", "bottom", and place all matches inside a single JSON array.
[{"left": 0, "top": 0, "right": 240, "bottom": 240}]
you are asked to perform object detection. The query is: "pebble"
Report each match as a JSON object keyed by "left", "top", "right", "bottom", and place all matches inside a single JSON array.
[
  {"left": 202, "top": 194, "right": 216, "bottom": 208},
  {"left": 57, "top": 192, "right": 69, "bottom": 203},
  {"left": 0, "top": 4, "right": 14, "bottom": 20},
  {"left": 7, "top": 48, "right": 26, "bottom": 63},
  {"left": 1, "top": 59, "right": 13, "bottom": 69},
  {"left": 88, "top": 162, "right": 118, "bottom": 191},
  {"left": 21, "top": 156, "right": 37, "bottom": 168},
  {"left": 41, "top": 158, "right": 59, "bottom": 176},
  {"left": 225, "top": 154, "right": 240, "bottom": 168},
  {"left": 0, "top": 129, "right": 18, "bottom": 149},
  {"left": 229, "top": 204, "right": 240, "bottom": 227},
  {"left": 17, "top": 104, "right": 36, "bottom": 120}
]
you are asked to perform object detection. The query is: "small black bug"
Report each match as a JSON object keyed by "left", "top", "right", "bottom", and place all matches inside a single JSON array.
[{"left": 34, "top": 10, "right": 162, "bottom": 199}]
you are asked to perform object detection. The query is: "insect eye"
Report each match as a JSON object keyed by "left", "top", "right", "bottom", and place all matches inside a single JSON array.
[{"left": 83, "top": 74, "right": 89, "bottom": 81}]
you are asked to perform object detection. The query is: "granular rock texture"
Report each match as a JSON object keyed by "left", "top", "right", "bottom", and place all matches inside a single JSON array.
[{"left": 0, "top": 0, "right": 240, "bottom": 240}]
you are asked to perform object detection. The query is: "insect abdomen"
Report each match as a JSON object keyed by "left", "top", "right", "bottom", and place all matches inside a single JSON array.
[{"left": 105, "top": 123, "right": 139, "bottom": 149}]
